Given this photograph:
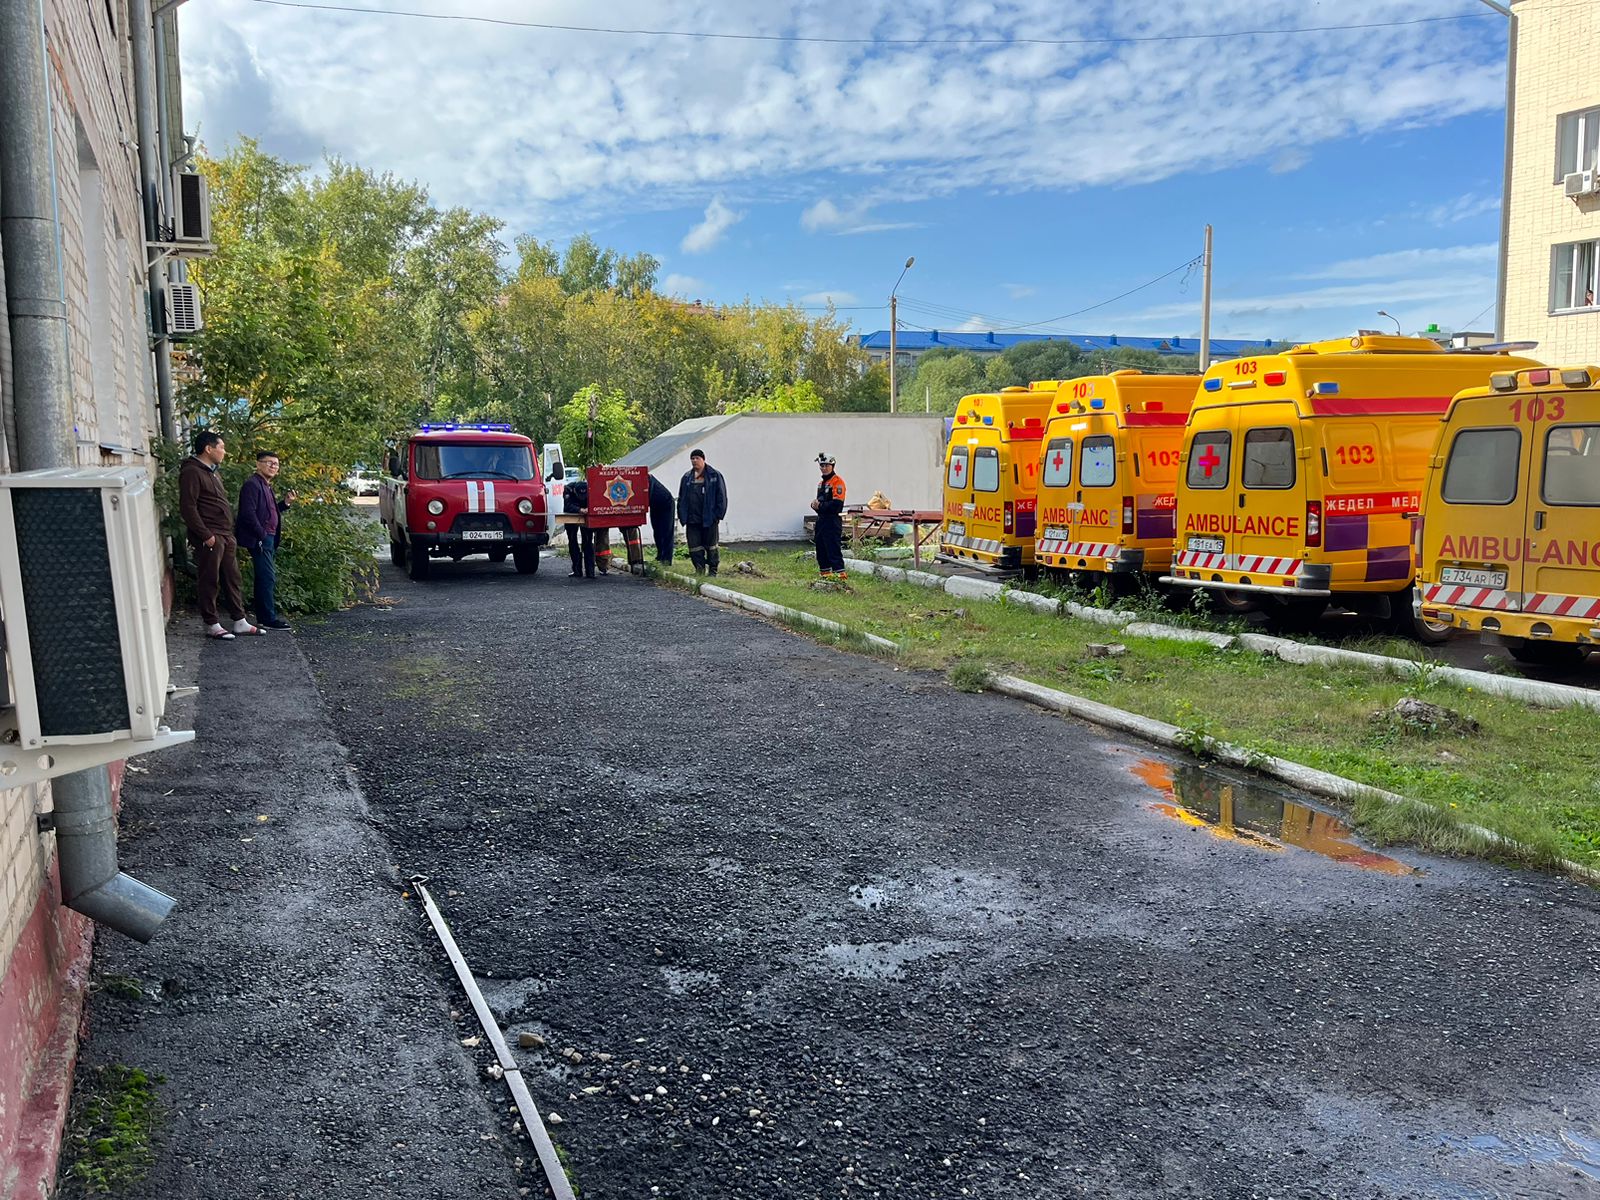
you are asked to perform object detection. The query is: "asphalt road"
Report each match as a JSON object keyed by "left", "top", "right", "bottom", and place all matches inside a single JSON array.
[{"left": 281, "top": 555, "right": 1600, "bottom": 1199}]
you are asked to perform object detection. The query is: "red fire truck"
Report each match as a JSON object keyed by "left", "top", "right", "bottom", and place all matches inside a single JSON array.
[{"left": 379, "top": 424, "right": 554, "bottom": 580}]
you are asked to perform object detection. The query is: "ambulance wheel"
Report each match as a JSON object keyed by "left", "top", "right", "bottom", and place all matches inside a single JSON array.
[
  {"left": 407, "top": 536, "right": 432, "bottom": 581},
  {"left": 1390, "top": 589, "right": 1451, "bottom": 645},
  {"left": 389, "top": 535, "right": 405, "bottom": 568},
  {"left": 488, "top": 548, "right": 509, "bottom": 564},
  {"left": 513, "top": 547, "right": 541, "bottom": 575},
  {"left": 1507, "top": 640, "right": 1588, "bottom": 667},
  {"left": 1045, "top": 568, "right": 1073, "bottom": 587},
  {"left": 1211, "top": 589, "right": 1259, "bottom": 616}
]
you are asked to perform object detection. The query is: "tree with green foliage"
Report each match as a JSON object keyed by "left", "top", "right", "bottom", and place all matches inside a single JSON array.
[
  {"left": 559, "top": 385, "right": 639, "bottom": 469},
  {"left": 898, "top": 348, "right": 989, "bottom": 415}
]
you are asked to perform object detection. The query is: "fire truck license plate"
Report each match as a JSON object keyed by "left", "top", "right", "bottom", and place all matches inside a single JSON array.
[
  {"left": 946, "top": 522, "right": 965, "bottom": 538},
  {"left": 1187, "top": 536, "right": 1225, "bottom": 554},
  {"left": 462, "top": 530, "right": 499, "bottom": 541},
  {"left": 1440, "top": 567, "right": 1507, "bottom": 589}
]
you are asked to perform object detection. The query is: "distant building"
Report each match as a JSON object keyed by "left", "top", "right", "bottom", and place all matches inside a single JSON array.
[
  {"left": 849, "top": 330, "right": 1292, "bottom": 372},
  {"left": 1501, "top": 0, "right": 1600, "bottom": 361}
]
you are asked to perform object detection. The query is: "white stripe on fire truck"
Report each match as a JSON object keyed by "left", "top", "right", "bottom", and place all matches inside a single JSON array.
[{"left": 484, "top": 481, "right": 496, "bottom": 511}]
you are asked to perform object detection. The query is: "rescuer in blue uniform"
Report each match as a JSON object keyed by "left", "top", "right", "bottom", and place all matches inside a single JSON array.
[
  {"left": 811, "top": 452, "right": 847, "bottom": 579},
  {"left": 648, "top": 473, "right": 675, "bottom": 564}
]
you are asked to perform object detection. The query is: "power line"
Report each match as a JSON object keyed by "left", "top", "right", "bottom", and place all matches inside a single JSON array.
[
  {"left": 1456, "top": 299, "right": 1497, "bottom": 330},
  {"left": 242, "top": 0, "right": 1499, "bottom": 48},
  {"left": 993, "top": 257, "right": 1204, "bottom": 333}
]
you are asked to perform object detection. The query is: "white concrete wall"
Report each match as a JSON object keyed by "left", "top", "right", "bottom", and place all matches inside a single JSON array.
[{"left": 644, "top": 413, "right": 946, "bottom": 541}]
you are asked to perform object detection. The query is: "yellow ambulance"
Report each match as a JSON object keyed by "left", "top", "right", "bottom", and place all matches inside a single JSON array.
[
  {"left": 1416, "top": 364, "right": 1600, "bottom": 666},
  {"left": 1034, "top": 371, "right": 1199, "bottom": 590},
  {"left": 939, "top": 386, "right": 1053, "bottom": 572},
  {"left": 1161, "top": 334, "right": 1541, "bottom": 638}
]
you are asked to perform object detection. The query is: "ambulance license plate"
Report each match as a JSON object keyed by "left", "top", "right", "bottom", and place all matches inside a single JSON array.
[
  {"left": 1440, "top": 566, "right": 1506, "bottom": 590},
  {"left": 1045, "top": 526, "right": 1070, "bottom": 541},
  {"left": 462, "top": 530, "right": 500, "bottom": 541},
  {"left": 947, "top": 522, "right": 965, "bottom": 538},
  {"left": 1187, "top": 536, "right": 1225, "bottom": 554}
]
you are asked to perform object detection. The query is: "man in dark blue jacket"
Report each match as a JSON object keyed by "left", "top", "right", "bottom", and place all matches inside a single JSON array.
[
  {"left": 677, "top": 449, "right": 728, "bottom": 576},
  {"left": 564, "top": 478, "right": 596, "bottom": 579},
  {"left": 648, "top": 474, "right": 675, "bottom": 564},
  {"left": 236, "top": 450, "right": 295, "bottom": 628}
]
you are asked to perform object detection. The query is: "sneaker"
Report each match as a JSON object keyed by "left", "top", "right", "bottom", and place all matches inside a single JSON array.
[
  {"left": 261, "top": 619, "right": 292, "bottom": 630},
  {"left": 205, "top": 623, "right": 235, "bottom": 641}
]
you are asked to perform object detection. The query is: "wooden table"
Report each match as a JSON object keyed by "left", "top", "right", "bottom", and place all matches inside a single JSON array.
[{"left": 847, "top": 509, "right": 944, "bottom": 567}]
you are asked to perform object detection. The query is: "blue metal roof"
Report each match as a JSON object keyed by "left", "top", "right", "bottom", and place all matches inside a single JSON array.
[{"left": 851, "top": 330, "right": 1291, "bottom": 357}]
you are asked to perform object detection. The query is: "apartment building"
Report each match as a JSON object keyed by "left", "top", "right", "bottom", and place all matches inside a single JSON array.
[{"left": 1502, "top": 0, "right": 1600, "bottom": 361}]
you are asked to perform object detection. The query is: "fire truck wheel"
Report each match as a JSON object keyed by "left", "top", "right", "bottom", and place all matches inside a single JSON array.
[
  {"left": 512, "top": 546, "right": 541, "bottom": 575},
  {"left": 389, "top": 535, "right": 405, "bottom": 568},
  {"left": 407, "top": 536, "right": 432, "bottom": 581},
  {"left": 488, "top": 548, "right": 509, "bottom": 564},
  {"left": 1507, "top": 640, "right": 1588, "bottom": 667}
]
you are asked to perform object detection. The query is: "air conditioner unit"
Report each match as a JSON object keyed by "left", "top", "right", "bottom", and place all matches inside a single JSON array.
[
  {"left": 171, "top": 170, "right": 212, "bottom": 243},
  {"left": 1564, "top": 169, "right": 1597, "bottom": 198},
  {"left": 0, "top": 468, "right": 193, "bottom": 787},
  {"left": 164, "top": 282, "right": 203, "bottom": 337}
]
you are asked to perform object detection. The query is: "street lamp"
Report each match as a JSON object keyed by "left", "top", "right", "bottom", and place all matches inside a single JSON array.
[
  {"left": 1376, "top": 310, "right": 1403, "bottom": 336},
  {"left": 889, "top": 256, "right": 915, "bottom": 413}
]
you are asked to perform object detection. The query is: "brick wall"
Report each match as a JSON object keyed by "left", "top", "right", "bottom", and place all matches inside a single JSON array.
[
  {"left": 1504, "top": 0, "right": 1600, "bottom": 363},
  {"left": 0, "top": 2, "right": 165, "bottom": 1191}
]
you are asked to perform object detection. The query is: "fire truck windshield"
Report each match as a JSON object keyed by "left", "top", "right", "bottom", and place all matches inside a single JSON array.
[{"left": 414, "top": 442, "right": 535, "bottom": 481}]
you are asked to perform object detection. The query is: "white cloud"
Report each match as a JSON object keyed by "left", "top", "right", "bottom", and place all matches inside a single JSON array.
[
  {"left": 954, "top": 315, "right": 991, "bottom": 333},
  {"left": 802, "top": 196, "right": 923, "bottom": 236},
  {"left": 1300, "top": 243, "right": 1497, "bottom": 280},
  {"left": 1422, "top": 192, "right": 1501, "bottom": 224},
  {"left": 662, "top": 273, "right": 710, "bottom": 297},
  {"left": 1269, "top": 148, "right": 1310, "bottom": 175},
  {"left": 1003, "top": 283, "right": 1037, "bottom": 300},
  {"left": 800, "top": 290, "right": 860, "bottom": 306},
  {"left": 680, "top": 197, "right": 742, "bottom": 254},
  {"left": 179, "top": 0, "right": 1507, "bottom": 231}
]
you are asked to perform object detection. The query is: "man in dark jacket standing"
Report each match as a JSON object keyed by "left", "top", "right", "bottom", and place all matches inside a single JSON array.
[
  {"left": 179, "top": 431, "right": 261, "bottom": 640},
  {"left": 810, "top": 451, "right": 848, "bottom": 579},
  {"left": 564, "top": 477, "right": 596, "bottom": 579},
  {"left": 677, "top": 449, "right": 728, "bottom": 576},
  {"left": 648, "top": 474, "right": 675, "bottom": 564},
  {"left": 236, "top": 450, "right": 295, "bottom": 629}
]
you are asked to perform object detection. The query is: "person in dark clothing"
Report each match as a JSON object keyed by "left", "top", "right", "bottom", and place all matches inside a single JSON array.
[
  {"left": 179, "top": 431, "right": 262, "bottom": 640},
  {"left": 235, "top": 450, "right": 296, "bottom": 629},
  {"left": 677, "top": 448, "right": 728, "bottom": 576},
  {"left": 564, "top": 478, "right": 596, "bottom": 579},
  {"left": 810, "top": 451, "right": 848, "bottom": 578},
  {"left": 648, "top": 474, "right": 676, "bottom": 563}
]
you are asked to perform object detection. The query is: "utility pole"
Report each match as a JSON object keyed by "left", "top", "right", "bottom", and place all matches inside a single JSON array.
[
  {"left": 888, "top": 255, "right": 914, "bottom": 413},
  {"left": 1199, "top": 224, "right": 1213, "bottom": 373}
]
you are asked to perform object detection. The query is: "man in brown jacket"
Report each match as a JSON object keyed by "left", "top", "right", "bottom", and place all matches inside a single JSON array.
[{"left": 179, "top": 431, "right": 262, "bottom": 640}]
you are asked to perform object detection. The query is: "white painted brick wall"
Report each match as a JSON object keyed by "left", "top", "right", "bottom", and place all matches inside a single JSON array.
[
  {"left": 0, "top": 0, "right": 160, "bottom": 988},
  {"left": 1504, "top": 0, "right": 1600, "bottom": 364}
]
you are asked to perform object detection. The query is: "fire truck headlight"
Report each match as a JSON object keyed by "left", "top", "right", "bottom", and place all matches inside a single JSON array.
[
  {"left": 427, "top": 498, "right": 445, "bottom": 515},
  {"left": 517, "top": 498, "right": 534, "bottom": 515}
]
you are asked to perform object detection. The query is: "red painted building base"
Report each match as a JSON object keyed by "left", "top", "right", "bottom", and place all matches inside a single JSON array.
[{"left": 0, "top": 762, "right": 123, "bottom": 1200}]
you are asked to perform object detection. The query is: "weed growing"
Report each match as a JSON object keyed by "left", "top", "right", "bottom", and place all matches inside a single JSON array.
[{"left": 59, "top": 1065, "right": 163, "bottom": 1196}]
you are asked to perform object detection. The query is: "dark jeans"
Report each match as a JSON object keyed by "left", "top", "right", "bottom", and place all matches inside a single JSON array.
[
  {"left": 250, "top": 533, "right": 280, "bottom": 623},
  {"left": 815, "top": 516, "right": 844, "bottom": 573},
  {"left": 193, "top": 533, "right": 246, "bottom": 625},
  {"left": 686, "top": 523, "right": 720, "bottom": 575},
  {"left": 566, "top": 524, "right": 596, "bottom": 577},
  {"left": 651, "top": 513, "right": 675, "bottom": 563}
]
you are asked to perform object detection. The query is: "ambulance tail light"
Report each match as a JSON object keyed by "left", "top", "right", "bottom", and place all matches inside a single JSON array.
[
  {"left": 1121, "top": 497, "right": 1135, "bottom": 535},
  {"left": 1527, "top": 369, "right": 1552, "bottom": 387},
  {"left": 1305, "top": 501, "right": 1322, "bottom": 548},
  {"left": 1004, "top": 501, "right": 1014, "bottom": 534}
]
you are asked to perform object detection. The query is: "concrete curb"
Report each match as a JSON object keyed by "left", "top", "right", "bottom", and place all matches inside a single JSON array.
[
  {"left": 840, "top": 557, "right": 1600, "bottom": 713},
  {"left": 659, "top": 565, "right": 1598, "bottom": 884}
]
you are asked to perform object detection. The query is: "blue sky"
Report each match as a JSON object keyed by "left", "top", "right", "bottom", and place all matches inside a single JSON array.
[{"left": 180, "top": 0, "right": 1513, "bottom": 342}]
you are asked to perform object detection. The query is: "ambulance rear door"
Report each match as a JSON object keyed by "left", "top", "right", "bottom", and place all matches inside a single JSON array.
[
  {"left": 1178, "top": 404, "right": 1237, "bottom": 573},
  {"left": 1429, "top": 394, "right": 1532, "bottom": 608},
  {"left": 1037, "top": 430, "right": 1075, "bottom": 549},
  {"left": 1525, "top": 385, "right": 1600, "bottom": 618},
  {"left": 944, "top": 436, "right": 977, "bottom": 541},
  {"left": 1233, "top": 403, "right": 1306, "bottom": 580},
  {"left": 1070, "top": 415, "right": 1121, "bottom": 558},
  {"left": 1126, "top": 417, "right": 1183, "bottom": 556}
]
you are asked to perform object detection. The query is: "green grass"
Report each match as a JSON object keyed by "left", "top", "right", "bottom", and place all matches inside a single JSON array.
[
  {"left": 59, "top": 1065, "right": 163, "bottom": 1195},
  {"left": 683, "top": 550, "right": 1600, "bottom": 876}
]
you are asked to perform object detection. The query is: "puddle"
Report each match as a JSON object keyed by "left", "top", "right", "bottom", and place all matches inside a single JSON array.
[
  {"left": 479, "top": 976, "right": 550, "bottom": 1021},
  {"left": 660, "top": 966, "right": 720, "bottom": 995},
  {"left": 849, "top": 884, "right": 890, "bottom": 910},
  {"left": 819, "top": 938, "right": 964, "bottom": 981},
  {"left": 1131, "top": 758, "right": 1415, "bottom": 876},
  {"left": 1438, "top": 1128, "right": 1600, "bottom": 1183}
]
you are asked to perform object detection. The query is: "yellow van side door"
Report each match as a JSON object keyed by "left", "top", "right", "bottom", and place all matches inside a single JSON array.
[
  {"left": 1428, "top": 397, "right": 1532, "bottom": 609},
  {"left": 1525, "top": 390, "right": 1600, "bottom": 618}
]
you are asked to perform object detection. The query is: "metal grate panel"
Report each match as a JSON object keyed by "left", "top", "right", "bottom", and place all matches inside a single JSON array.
[{"left": 13, "top": 489, "right": 127, "bottom": 736}]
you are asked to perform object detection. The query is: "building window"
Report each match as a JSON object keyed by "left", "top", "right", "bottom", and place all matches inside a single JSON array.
[
  {"left": 1556, "top": 106, "right": 1600, "bottom": 182},
  {"left": 1552, "top": 241, "right": 1600, "bottom": 312}
]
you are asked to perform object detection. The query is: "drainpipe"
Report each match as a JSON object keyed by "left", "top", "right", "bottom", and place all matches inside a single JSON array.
[
  {"left": 129, "top": 0, "right": 175, "bottom": 442},
  {"left": 0, "top": 0, "right": 175, "bottom": 942}
]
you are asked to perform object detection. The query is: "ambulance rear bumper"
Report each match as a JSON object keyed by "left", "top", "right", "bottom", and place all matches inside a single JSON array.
[
  {"left": 1158, "top": 563, "right": 1333, "bottom": 598},
  {"left": 1418, "top": 605, "right": 1600, "bottom": 645}
]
